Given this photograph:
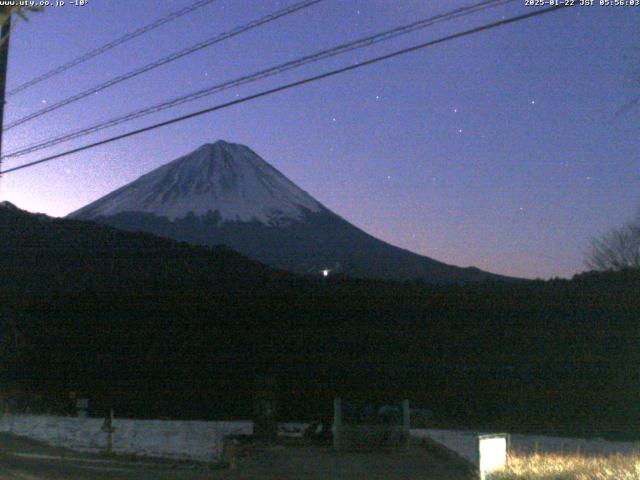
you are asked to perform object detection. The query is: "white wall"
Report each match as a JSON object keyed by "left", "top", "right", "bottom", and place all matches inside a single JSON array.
[
  {"left": 7, "top": 417, "right": 635, "bottom": 465},
  {"left": 410, "top": 428, "right": 640, "bottom": 467},
  {"left": 0, "top": 414, "right": 252, "bottom": 462}
]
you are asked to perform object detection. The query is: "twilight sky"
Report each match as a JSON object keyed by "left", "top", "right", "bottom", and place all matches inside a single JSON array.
[{"left": 0, "top": 0, "right": 638, "bottom": 279}]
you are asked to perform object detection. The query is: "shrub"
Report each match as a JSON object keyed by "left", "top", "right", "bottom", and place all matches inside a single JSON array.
[{"left": 489, "top": 452, "right": 640, "bottom": 480}]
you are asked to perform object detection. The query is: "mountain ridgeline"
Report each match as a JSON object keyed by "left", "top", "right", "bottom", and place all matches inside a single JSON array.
[{"left": 69, "top": 140, "right": 510, "bottom": 284}]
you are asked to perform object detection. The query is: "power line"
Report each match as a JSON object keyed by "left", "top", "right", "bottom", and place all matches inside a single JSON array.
[
  {"left": 3, "top": 0, "right": 513, "bottom": 159},
  {"left": 6, "top": 0, "right": 218, "bottom": 97},
  {"left": 0, "top": 4, "right": 571, "bottom": 176},
  {"left": 4, "top": 0, "right": 325, "bottom": 131}
]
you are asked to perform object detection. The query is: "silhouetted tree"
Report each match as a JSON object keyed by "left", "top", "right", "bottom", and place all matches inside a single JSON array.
[
  {"left": 0, "top": 5, "right": 42, "bottom": 44},
  {"left": 586, "top": 213, "right": 640, "bottom": 271}
]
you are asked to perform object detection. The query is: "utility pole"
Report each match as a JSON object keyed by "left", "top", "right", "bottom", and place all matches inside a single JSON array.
[{"left": 0, "top": 16, "right": 11, "bottom": 181}]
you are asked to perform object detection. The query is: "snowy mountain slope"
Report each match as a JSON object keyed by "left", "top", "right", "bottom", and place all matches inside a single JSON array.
[
  {"left": 70, "top": 141, "right": 322, "bottom": 223},
  {"left": 69, "top": 140, "right": 512, "bottom": 284}
]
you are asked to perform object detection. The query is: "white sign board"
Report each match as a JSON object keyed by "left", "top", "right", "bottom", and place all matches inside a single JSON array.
[{"left": 478, "top": 434, "right": 508, "bottom": 480}]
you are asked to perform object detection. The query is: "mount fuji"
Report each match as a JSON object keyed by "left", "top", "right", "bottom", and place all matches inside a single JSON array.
[{"left": 69, "top": 140, "right": 509, "bottom": 283}]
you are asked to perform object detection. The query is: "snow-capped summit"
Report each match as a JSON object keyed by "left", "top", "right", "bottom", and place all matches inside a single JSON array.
[{"left": 70, "top": 140, "right": 322, "bottom": 224}]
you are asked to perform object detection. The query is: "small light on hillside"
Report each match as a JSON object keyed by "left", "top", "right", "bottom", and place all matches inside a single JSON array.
[{"left": 322, "top": 269, "right": 330, "bottom": 277}]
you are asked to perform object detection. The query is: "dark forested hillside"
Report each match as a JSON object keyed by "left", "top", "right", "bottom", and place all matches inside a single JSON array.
[
  {"left": 0, "top": 201, "right": 282, "bottom": 297},
  {"left": 1, "top": 204, "right": 639, "bottom": 439}
]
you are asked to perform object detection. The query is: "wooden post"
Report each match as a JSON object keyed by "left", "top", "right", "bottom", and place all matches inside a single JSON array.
[
  {"left": 101, "top": 406, "right": 116, "bottom": 455},
  {"left": 402, "top": 399, "right": 410, "bottom": 449},
  {"left": 333, "top": 397, "right": 342, "bottom": 451},
  {"left": 253, "top": 375, "right": 277, "bottom": 440}
]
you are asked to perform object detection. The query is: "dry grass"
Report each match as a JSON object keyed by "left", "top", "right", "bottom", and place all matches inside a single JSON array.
[{"left": 489, "top": 452, "right": 640, "bottom": 480}]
